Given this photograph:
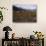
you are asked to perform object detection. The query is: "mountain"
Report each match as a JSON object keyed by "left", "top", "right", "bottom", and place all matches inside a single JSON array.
[
  {"left": 13, "top": 6, "right": 25, "bottom": 11},
  {"left": 13, "top": 6, "right": 36, "bottom": 12}
]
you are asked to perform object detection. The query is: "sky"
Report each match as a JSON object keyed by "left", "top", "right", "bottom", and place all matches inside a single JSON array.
[{"left": 15, "top": 4, "right": 37, "bottom": 10}]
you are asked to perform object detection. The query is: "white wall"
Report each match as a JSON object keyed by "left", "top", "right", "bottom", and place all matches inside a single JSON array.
[{"left": 0, "top": 0, "right": 46, "bottom": 46}]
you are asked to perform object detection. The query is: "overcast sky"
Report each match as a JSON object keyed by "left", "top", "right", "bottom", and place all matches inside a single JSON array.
[{"left": 15, "top": 4, "right": 37, "bottom": 10}]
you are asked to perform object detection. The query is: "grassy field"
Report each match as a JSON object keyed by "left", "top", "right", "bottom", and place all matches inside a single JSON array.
[{"left": 13, "top": 10, "right": 37, "bottom": 22}]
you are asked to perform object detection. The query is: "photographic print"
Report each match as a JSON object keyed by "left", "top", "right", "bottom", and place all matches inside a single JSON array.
[{"left": 13, "top": 4, "right": 37, "bottom": 22}]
